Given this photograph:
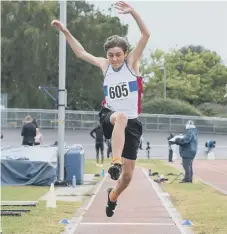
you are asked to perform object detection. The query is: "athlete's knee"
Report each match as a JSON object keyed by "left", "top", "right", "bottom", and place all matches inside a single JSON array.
[
  {"left": 111, "top": 112, "right": 128, "bottom": 126},
  {"left": 115, "top": 112, "right": 128, "bottom": 126}
]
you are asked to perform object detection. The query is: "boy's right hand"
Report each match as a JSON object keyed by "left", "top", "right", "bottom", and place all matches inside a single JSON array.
[{"left": 51, "top": 20, "right": 67, "bottom": 32}]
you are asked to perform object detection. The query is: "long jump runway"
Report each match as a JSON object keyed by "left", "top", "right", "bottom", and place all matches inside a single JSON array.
[{"left": 72, "top": 168, "right": 184, "bottom": 234}]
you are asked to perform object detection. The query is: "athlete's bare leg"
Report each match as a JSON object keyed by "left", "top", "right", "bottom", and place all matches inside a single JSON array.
[
  {"left": 109, "top": 157, "right": 135, "bottom": 201},
  {"left": 106, "top": 157, "right": 136, "bottom": 217},
  {"left": 110, "top": 112, "right": 128, "bottom": 164}
]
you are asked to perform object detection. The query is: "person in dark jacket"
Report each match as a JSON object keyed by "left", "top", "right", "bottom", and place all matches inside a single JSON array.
[
  {"left": 21, "top": 116, "right": 36, "bottom": 146},
  {"left": 205, "top": 140, "right": 216, "bottom": 153},
  {"left": 90, "top": 124, "right": 104, "bottom": 166},
  {"left": 173, "top": 120, "right": 198, "bottom": 183},
  {"left": 167, "top": 133, "right": 174, "bottom": 162}
]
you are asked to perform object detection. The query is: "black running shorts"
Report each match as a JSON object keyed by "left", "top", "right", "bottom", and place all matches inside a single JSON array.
[
  {"left": 95, "top": 142, "right": 104, "bottom": 152},
  {"left": 98, "top": 108, "right": 142, "bottom": 160}
]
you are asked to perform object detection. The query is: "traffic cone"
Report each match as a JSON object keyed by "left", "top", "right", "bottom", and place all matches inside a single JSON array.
[
  {"left": 181, "top": 220, "right": 193, "bottom": 226},
  {"left": 46, "top": 183, "right": 56, "bottom": 208}
]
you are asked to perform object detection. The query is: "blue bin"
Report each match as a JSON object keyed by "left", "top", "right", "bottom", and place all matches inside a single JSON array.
[{"left": 64, "top": 146, "right": 85, "bottom": 185}]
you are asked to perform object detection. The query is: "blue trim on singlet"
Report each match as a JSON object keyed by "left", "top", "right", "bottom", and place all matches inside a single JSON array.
[
  {"left": 103, "top": 85, "right": 108, "bottom": 97},
  {"left": 129, "top": 80, "right": 138, "bottom": 92}
]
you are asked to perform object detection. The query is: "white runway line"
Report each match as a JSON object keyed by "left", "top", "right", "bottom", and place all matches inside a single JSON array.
[
  {"left": 65, "top": 175, "right": 108, "bottom": 234},
  {"left": 80, "top": 222, "right": 175, "bottom": 226}
]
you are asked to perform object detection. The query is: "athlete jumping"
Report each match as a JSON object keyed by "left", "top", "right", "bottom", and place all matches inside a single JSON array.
[{"left": 51, "top": 1, "right": 150, "bottom": 217}]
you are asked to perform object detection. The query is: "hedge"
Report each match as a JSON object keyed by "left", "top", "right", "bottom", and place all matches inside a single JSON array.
[{"left": 142, "top": 98, "right": 202, "bottom": 116}]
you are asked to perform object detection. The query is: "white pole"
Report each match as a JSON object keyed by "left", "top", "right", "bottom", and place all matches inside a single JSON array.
[{"left": 58, "top": 0, "right": 67, "bottom": 181}]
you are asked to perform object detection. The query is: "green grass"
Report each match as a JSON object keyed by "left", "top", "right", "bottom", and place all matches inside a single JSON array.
[
  {"left": 1, "top": 186, "right": 49, "bottom": 201},
  {"left": 2, "top": 201, "right": 81, "bottom": 234},
  {"left": 1, "top": 160, "right": 105, "bottom": 234},
  {"left": 137, "top": 159, "right": 227, "bottom": 234},
  {"left": 84, "top": 158, "right": 111, "bottom": 174},
  {"left": 1, "top": 185, "right": 82, "bottom": 234}
]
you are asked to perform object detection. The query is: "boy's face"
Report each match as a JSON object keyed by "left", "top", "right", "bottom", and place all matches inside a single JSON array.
[{"left": 106, "top": 47, "right": 126, "bottom": 69}]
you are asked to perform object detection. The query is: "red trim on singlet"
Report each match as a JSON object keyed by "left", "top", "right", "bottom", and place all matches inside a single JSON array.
[
  {"left": 137, "top": 76, "right": 143, "bottom": 114},
  {"left": 101, "top": 99, "right": 106, "bottom": 107}
]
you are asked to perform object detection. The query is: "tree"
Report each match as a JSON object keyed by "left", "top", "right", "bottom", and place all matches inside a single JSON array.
[
  {"left": 1, "top": 1, "right": 58, "bottom": 108},
  {"left": 141, "top": 45, "right": 227, "bottom": 106}
]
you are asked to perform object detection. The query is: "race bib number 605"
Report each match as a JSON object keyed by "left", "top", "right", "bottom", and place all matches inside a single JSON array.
[{"left": 108, "top": 82, "right": 130, "bottom": 100}]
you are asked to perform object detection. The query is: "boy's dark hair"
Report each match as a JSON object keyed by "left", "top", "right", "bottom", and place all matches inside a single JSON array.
[{"left": 104, "top": 35, "right": 128, "bottom": 53}]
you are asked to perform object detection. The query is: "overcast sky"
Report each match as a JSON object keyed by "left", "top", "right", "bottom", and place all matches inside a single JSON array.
[{"left": 88, "top": 1, "right": 227, "bottom": 64}]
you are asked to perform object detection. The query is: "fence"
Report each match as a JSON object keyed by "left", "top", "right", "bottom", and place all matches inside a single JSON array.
[{"left": 1, "top": 108, "right": 227, "bottom": 134}]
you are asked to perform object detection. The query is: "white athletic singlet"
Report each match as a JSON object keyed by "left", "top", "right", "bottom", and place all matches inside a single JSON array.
[{"left": 102, "top": 61, "right": 143, "bottom": 119}]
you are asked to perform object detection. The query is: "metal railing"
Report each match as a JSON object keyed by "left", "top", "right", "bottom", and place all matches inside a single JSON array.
[{"left": 1, "top": 108, "right": 227, "bottom": 134}]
